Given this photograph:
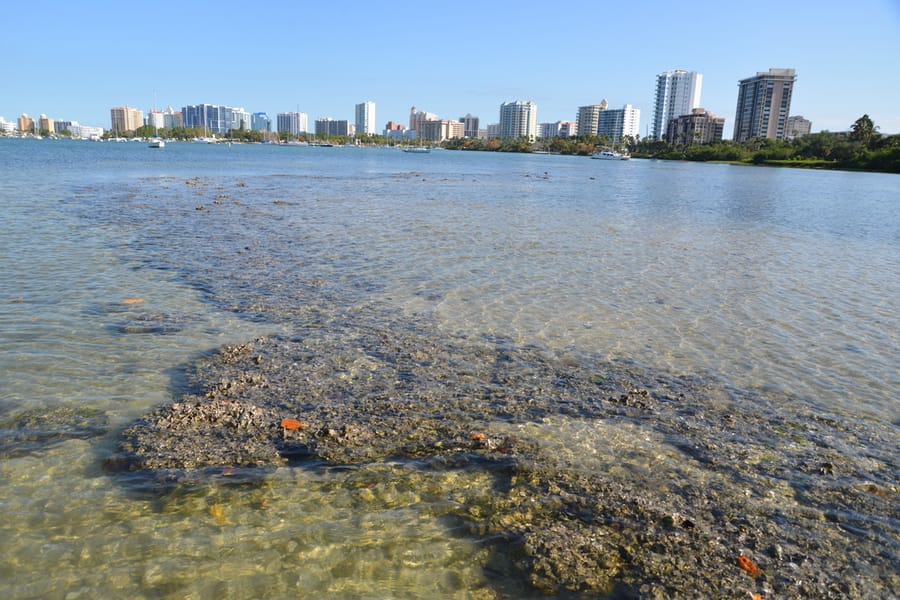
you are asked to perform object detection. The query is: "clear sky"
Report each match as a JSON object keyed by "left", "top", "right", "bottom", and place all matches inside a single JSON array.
[{"left": 3, "top": 0, "right": 900, "bottom": 137}]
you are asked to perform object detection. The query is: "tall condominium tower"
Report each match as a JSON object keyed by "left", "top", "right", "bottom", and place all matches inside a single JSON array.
[
  {"left": 733, "top": 68, "right": 797, "bottom": 142},
  {"left": 182, "top": 104, "right": 250, "bottom": 135},
  {"left": 110, "top": 106, "right": 144, "bottom": 133},
  {"left": 499, "top": 101, "right": 537, "bottom": 140},
  {"left": 459, "top": 113, "right": 480, "bottom": 138},
  {"left": 576, "top": 100, "right": 608, "bottom": 136},
  {"left": 577, "top": 101, "right": 640, "bottom": 142},
  {"left": 355, "top": 101, "right": 376, "bottom": 136},
  {"left": 652, "top": 69, "right": 702, "bottom": 139},
  {"left": 276, "top": 112, "right": 308, "bottom": 135}
]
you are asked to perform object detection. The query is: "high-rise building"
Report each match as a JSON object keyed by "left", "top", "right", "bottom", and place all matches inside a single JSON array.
[
  {"left": 652, "top": 69, "right": 702, "bottom": 139},
  {"left": 419, "top": 120, "right": 464, "bottom": 142},
  {"left": 162, "top": 106, "right": 182, "bottom": 129},
  {"left": 315, "top": 118, "right": 350, "bottom": 137},
  {"left": 17, "top": 113, "right": 35, "bottom": 133},
  {"left": 38, "top": 114, "right": 55, "bottom": 134},
  {"left": 597, "top": 104, "right": 640, "bottom": 143},
  {"left": 540, "top": 121, "right": 576, "bottom": 139},
  {"left": 276, "top": 112, "right": 308, "bottom": 135},
  {"left": 733, "top": 68, "right": 797, "bottom": 142},
  {"left": 460, "top": 114, "right": 480, "bottom": 138},
  {"left": 665, "top": 108, "right": 725, "bottom": 145},
  {"left": 355, "top": 101, "right": 376, "bottom": 136},
  {"left": 110, "top": 106, "right": 144, "bottom": 133},
  {"left": 147, "top": 110, "right": 164, "bottom": 130},
  {"left": 251, "top": 112, "right": 271, "bottom": 132},
  {"left": 785, "top": 115, "right": 812, "bottom": 140},
  {"left": 576, "top": 101, "right": 607, "bottom": 136},
  {"left": 182, "top": 104, "right": 250, "bottom": 135},
  {"left": 578, "top": 102, "right": 639, "bottom": 142},
  {"left": 409, "top": 106, "right": 438, "bottom": 133},
  {"left": 499, "top": 101, "right": 537, "bottom": 140}
]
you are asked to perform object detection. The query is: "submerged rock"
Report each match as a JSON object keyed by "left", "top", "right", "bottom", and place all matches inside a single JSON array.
[
  {"left": 0, "top": 406, "right": 109, "bottom": 458},
  {"left": 106, "top": 331, "right": 899, "bottom": 598}
]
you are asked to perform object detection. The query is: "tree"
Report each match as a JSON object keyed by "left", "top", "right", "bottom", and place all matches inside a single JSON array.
[{"left": 850, "top": 114, "right": 878, "bottom": 148}]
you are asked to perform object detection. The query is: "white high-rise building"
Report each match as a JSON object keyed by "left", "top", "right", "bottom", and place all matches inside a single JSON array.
[
  {"left": 499, "top": 100, "right": 537, "bottom": 141},
  {"left": 597, "top": 104, "right": 640, "bottom": 143},
  {"left": 651, "top": 69, "right": 702, "bottom": 139},
  {"left": 355, "top": 101, "right": 376, "bottom": 136}
]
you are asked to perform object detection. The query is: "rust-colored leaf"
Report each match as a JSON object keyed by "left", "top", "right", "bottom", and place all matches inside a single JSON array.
[
  {"left": 737, "top": 554, "right": 762, "bottom": 578},
  {"left": 121, "top": 298, "right": 144, "bottom": 305},
  {"left": 280, "top": 418, "right": 305, "bottom": 430}
]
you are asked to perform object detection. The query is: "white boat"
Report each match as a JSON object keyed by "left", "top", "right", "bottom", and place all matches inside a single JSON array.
[
  {"left": 591, "top": 149, "right": 629, "bottom": 160},
  {"left": 148, "top": 137, "right": 165, "bottom": 148}
]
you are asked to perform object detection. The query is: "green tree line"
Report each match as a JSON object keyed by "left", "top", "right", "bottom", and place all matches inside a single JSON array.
[
  {"left": 443, "top": 115, "right": 899, "bottom": 174},
  {"left": 626, "top": 115, "right": 899, "bottom": 173}
]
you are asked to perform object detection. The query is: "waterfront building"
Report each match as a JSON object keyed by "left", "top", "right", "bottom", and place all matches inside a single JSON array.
[
  {"left": 17, "top": 114, "right": 35, "bottom": 133},
  {"left": 785, "top": 115, "right": 812, "bottom": 140},
  {"left": 182, "top": 104, "right": 250, "bottom": 135},
  {"left": 162, "top": 106, "right": 182, "bottom": 129},
  {"left": 733, "top": 68, "right": 797, "bottom": 142},
  {"left": 576, "top": 102, "right": 607, "bottom": 136},
  {"left": 486, "top": 123, "right": 501, "bottom": 139},
  {"left": 499, "top": 101, "right": 537, "bottom": 141},
  {"left": 0, "top": 116, "right": 15, "bottom": 134},
  {"left": 665, "top": 108, "right": 725, "bottom": 145},
  {"left": 577, "top": 102, "right": 639, "bottom": 142},
  {"left": 147, "top": 110, "right": 164, "bottom": 130},
  {"left": 315, "top": 118, "right": 350, "bottom": 137},
  {"left": 251, "top": 112, "right": 271, "bottom": 132},
  {"left": 651, "top": 69, "right": 702, "bottom": 140},
  {"left": 383, "top": 121, "right": 407, "bottom": 140},
  {"left": 355, "top": 101, "right": 376, "bottom": 136},
  {"left": 408, "top": 106, "right": 438, "bottom": 134},
  {"left": 37, "top": 115, "right": 54, "bottom": 134},
  {"left": 597, "top": 104, "right": 640, "bottom": 143},
  {"left": 54, "top": 120, "right": 75, "bottom": 134},
  {"left": 70, "top": 123, "right": 104, "bottom": 139},
  {"left": 276, "top": 112, "right": 308, "bottom": 135},
  {"left": 540, "top": 120, "right": 576, "bottom": 139},
  {"left": 459, "top": 114, "right": 480, "bottom": 138},
  {"left": 419, "top": 119, "right": 464, "bottom": 143},
  {"left": 110, "top": 106, "right": 144, "bottom": 134}
]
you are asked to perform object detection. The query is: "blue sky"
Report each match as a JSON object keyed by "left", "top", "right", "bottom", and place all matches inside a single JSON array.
[{"left": 3, "top": 0, "right": 900, "bottom": 137}]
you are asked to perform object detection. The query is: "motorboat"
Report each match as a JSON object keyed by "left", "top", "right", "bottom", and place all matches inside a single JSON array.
[{"left": 591, "top": 149, "right": 629, "bottom": 160}]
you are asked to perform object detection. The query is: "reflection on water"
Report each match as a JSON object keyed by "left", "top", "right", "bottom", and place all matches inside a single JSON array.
[{"left": 0, "top": 141, "right": 897, "bottom": 598}]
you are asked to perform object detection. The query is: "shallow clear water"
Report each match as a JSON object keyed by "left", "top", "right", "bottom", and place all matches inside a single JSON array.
[{"left": 0, "top": 139, "right": 897, "bottom": 598}]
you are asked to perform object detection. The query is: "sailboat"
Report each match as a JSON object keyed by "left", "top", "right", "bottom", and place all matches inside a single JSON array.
[
  {"left": 148, "top": 97, "right": 165, "bottom": 148},
  {"left": 148, "top": 118, "right": 165, "bottom": 148}
]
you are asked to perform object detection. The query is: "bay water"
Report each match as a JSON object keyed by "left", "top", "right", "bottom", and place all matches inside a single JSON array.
[{"left": 0, "top": 139, "right": 896, "bottom": 598}]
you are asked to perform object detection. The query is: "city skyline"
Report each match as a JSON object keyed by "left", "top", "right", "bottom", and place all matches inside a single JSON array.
[{"left": 2, "top": 1, "right": 899, "bottom": 136}]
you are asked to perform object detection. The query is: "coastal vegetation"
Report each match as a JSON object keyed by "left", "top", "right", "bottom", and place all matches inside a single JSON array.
[
  {"left": 443, "top": 115, "right": 900, "bottom": 174},
  {"left": 627, "top": 115, "right": 900, "bottom": 174}
]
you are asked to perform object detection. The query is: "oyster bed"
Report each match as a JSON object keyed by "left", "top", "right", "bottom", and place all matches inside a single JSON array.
[{"left": 107, "top": 325, "right": 898, "bottom": 598}]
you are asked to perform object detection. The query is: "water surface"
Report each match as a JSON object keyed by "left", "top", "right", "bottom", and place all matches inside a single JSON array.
[{"left": 0, "top": 139, "right": 896, "bottom": 598}]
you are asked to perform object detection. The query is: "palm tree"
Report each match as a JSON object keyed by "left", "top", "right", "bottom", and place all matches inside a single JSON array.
[{"left": 850, "top": 114, "right": 878, "bottom": 148}]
